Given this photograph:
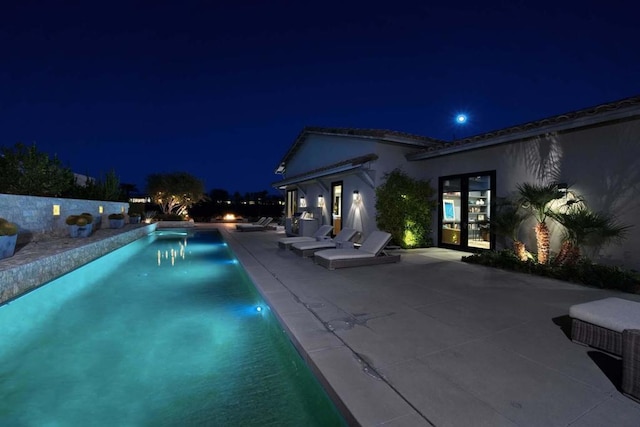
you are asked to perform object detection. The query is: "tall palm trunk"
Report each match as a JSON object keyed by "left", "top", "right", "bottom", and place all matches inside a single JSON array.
[
  {"left": 554, "top": 240, "right": 572, "bottom": 265},
  {"left": 513, "top": 240, "right": 527, "bottom": 261},
  {"left": 535, "top": 221, "right": 550, "bottom": 264},
  {"left": 564, "top": 244, "right": 581, "bottom": 266}
]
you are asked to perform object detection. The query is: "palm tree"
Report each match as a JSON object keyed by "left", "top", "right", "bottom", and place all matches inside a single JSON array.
[
  {"left": 549, "top": 205, "right": 630, "bottom": 266},
  {"left": 516, "top": 183, "right": 565, "bottom": 264},
  {"left": 491, "top": 198, "right": 529, "bottom": 261}
]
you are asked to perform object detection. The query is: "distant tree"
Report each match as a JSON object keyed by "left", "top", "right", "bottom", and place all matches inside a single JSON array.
[
  {"left": 209, "top": 188, "right": 230, "bottom": 203},
  {"left": 68, "top": 169, "right": 124, "bottom": 201},
  {"left": 232, "top": 191, "right": 242, "bottom": 205},
  {"left": 0, "top": 142, "right": 74, "bottom": 196},
  {"left": 146, "top": 172, "right": 205, "bottom": 216},
  {"left": 120, "top": 182, "right": 139, "bottom": 199}
]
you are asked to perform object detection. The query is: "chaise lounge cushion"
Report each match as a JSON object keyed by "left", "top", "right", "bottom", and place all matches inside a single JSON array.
[
  {"left": 291, "top": 228, "right": 358, "bottom": 257},
  {"left": 277, "top": 225, "right": 333, "bottom": 249},
  {"left": 569, "top": 297, "right": 640, "bottom": 333}
]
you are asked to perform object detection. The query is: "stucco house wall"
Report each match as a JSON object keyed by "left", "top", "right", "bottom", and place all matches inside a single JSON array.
[
  {"left": 411, "top": 117, "right": 640, "bottom": 269},
  {"left": 274, "top": 129, "right": 438, "bottom": 239}
]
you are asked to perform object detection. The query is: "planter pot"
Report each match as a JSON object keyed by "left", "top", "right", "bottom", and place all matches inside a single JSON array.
[
  {"left": 129, "top": 216, "right": 141, "bottom": 224},
  {"left": 69, "top": 223, "right": 93, "bottom": 237},
  {"left": 68, "top": 223, "right": 93, "bottom": 238},
  {"left": 109, "top": 219, "right": 125, "bottom": 229},
  {"left": 0, "top": 234, "right": 18, "bottom": 259}
]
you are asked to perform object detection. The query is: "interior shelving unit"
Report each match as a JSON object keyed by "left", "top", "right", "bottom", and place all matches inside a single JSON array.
[{"left": 468, "top": 191, "right": 489, "bottom": 241}]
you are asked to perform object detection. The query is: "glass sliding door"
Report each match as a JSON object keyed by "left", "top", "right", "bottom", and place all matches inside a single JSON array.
[
  {"left": 441, "top": 178, "right": 462, "bottom": 246},
  {"left": 439, "top": 172, "right": 494, "bottom": 251},
  {"left": 330, "top": 182, "right": 343, "bottom": 235},
  {"left": 467, "top": 175, "right": 492, "bottom": 250}
]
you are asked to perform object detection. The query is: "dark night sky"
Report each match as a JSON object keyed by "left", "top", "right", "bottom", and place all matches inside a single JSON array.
[{"left": 2, "top": 1, "right": 638, "bottom": 195}]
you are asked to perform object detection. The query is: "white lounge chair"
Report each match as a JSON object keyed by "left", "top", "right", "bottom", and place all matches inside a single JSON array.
[
  {"left": 236, "top": 217, "right": 273, "bottom": 232},
  {"left": 277, "top": 225, "right": 333, "bottom": 249},
  {"left": 235, "top": 217, "right": 267, "bottom": 230},
  {"left": 314, "top": 231, "right": 400, "bottom": 270},
  {"left": 291, "top": 228, "right": 359, "bottom": 257}
]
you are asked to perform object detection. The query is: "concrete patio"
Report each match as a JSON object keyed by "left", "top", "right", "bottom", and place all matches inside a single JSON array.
[{"left": 217, "top": 224, "right": 640, "bottom": 426}]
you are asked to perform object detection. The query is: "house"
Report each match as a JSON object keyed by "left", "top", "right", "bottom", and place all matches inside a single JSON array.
[
  {"left": 274, "top": 95, "right": 640, "bottom": 270},
  {"left": 272, "top": 127, "right": 444, "bottom": 238}
]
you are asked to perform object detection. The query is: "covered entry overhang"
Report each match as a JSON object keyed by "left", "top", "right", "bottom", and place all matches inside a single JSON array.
[{"left": 272, "top": 153, "right": 378, "bottom": 190}]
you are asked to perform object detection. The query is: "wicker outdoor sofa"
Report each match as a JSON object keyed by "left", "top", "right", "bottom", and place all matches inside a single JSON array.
[{"left": 569, "top": 297, "right": 640, "bottom": 402}]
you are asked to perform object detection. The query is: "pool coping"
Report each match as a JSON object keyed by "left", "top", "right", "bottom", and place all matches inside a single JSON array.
[{"left": 0, "top": 223, "right": 157, "bottom": 305}]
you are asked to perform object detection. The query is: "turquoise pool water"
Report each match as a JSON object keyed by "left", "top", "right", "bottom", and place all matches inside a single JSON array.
[{"left": 0, "top": 229, "right": 346, "bottom": 426}]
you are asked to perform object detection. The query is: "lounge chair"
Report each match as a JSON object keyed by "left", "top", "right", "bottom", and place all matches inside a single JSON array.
[
  {"left": 291, "top": 228, "right": 359, "bottom": 257},
  {"left": 277, "top": 225, "right": 333, "bottom": 249},
  {"left": 235, "top": 217, "right": 267, "bottom": 230},
  {"left": 236, "top": 217, "right": 273, "bottom": 232},
  {"left": 314, "top": 231, "right": 400, "bottom": 270}
]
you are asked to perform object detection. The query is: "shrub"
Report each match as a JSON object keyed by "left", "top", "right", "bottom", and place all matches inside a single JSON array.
[
  {"left": 158, "top": 213, "right": 184, "bottom": 221},
  {"left": 80, "top": 213, "right": 93, "bottom": 224},
  {"left": 65, "top": 215, "right": 80, "bottom": 225},
  {"left": 108, "top": 213, "right": 125, "bottom": 220},
  {"left": 462, "top": 251, "right": 640, "bottom": 294},
  {"left": 375, "top": 169, "right": 436, "bottom": 248},
  {"left": 0, "top": 218, "right": 18, "bottom": 236}
]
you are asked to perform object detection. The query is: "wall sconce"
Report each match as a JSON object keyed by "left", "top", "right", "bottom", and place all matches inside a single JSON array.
[
  {"left": 121, "top": 206, "right": 125, "bottom": 213},
  {"left": 52, "top": 204, "right": 61, "bottom": 216},
  {"left": 299, "top": 196, "right": 307, "bottom": 208},
  {"left": 99, "top": 206, "right": 104, "bottom": 214},
  {"left": 317, "top": 195, "right": 325, "bottom": 207},
  {"left": 353, "top": 190, "right": 361, "bottom": 203}
]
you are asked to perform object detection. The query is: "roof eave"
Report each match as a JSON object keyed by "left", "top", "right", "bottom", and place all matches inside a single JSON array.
[{"left": 407, "top": 105, "right": 640, "bottom": 161}]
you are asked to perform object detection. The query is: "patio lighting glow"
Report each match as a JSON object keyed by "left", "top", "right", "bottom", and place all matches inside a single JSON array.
[
  {"left": 52, "top": 204, "right": 60, "bottom": 216},
  {"left": 299, "top": 196, "right": 307, "bottom": 208},
  {"left": 98, "top": 206, "right": 104, "bottom": 214},
  {"left": 223, "top": 214, "right": 236, "bottom": 221},
  {"left": 353, "top": 190, "right": 361, "bottom": 203},
  {"left": 317, "top": 195, "right": 325, "bottom": 207}
]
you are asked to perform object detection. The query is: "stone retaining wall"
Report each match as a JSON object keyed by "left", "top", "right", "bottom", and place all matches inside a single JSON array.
[{"left": 0, "top": 194, "right": 130, "bottom": 244}]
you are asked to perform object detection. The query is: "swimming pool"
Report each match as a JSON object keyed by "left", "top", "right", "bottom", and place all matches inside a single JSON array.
[{"left": 0, "top": 229, "right": 346, "bottom": 426}]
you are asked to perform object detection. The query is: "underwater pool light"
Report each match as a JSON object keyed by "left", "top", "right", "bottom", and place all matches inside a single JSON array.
[{"left": 256, "top": 306, "right": 262, "bottom": 312}]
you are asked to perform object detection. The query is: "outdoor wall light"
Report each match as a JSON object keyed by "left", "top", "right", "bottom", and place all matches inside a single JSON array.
[
  {"left": 52, "top": 204, "right": 61, "bottom": 216},
  {"left": 120, "top": 206, "right": 125, "bottom": 213},
  {"left": 353, "top": 190, "right": 361, "bottom": 203},
  {"left": 299, "top": 196, "right": 307, "bottom": 208},
  {"left": 317, "top": 195, "right": 325, "bottom": 207},
  {"left": 99, "top": 206, "right": 104, "bottom": 214}
]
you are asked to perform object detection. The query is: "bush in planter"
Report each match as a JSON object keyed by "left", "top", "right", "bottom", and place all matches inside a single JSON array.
[
  {"left": 129, "top": 213, "right": 141, "bottom": 224},
  {"left": 0, "top": 218, "right": 19, "bottom": 259},
  {"left": 66, "top": 214, "right": 93, "bottom": 238},
  {"left": 108, "top": 213, "right": 125, "bottom": 229}
]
